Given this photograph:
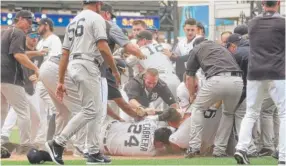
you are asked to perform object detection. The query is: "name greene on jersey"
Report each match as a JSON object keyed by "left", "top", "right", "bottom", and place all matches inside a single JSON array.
[{"left": 140, "top": 123, "right": 152, "bottom": 151}]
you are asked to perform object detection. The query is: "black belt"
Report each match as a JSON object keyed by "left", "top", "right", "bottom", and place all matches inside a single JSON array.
[
  {"left": 73, "top": 54, "right": 100, "bottom": 67},
  {"left": 230, "top": 71, "right": 242, "bottom": 77},
  {"left": 103, "top": 121, "right": 118, "bottom": 154}
]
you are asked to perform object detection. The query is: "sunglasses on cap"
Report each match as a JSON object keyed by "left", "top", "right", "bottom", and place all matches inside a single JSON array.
[{"left": 28, "top": 33, "right": 39, "bottom": 39}]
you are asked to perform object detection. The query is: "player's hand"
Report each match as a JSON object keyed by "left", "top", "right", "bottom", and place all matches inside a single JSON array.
[
  {"left": 112, "top": 71, "right": 121, "bottom": 87},
  {"left": 162, "top": 49, "right": 172, "bottom": 58},
  {"left": 29, "top": 74, "right": 38, "bottom": 84},
  {"left": 34, "top": 69, "right": 40, "bottom": 79},
  {"left": 137, "top": 53, "right": 146, "bottom": 60},
  {"left": 56, "top": 83, "right": 67, "bottom": 102},
  {"left": 39, "top": 48, "right": 49, "bottom": 56},
  {"left": 144, "top": 108, "right": 160, "bottom": 115}
]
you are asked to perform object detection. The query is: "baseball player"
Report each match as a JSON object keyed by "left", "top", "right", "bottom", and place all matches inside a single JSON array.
[
  {"left": 184, "top": 37, "right": 243, "bottom": 158},
  {"left": 170, "top": 18, "right": 198, "bottom": 81},
  {"left": 45, "top": 0, "right": 120, "bottom": 165},
  {"left": 126, "top": 31, "right": 180, "bottom": 110},
  {"left": 99, "top": 108, "right": 180, "bottom": 156}
]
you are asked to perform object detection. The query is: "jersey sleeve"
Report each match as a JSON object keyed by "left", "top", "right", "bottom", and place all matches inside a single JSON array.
[
  {"left": 156, "top": 79, "right": 176, "bottom": 106},
  {"left": 9, "top": 29, "right": 26, "bottom": 55},
  {"left": 176, "top": 83, "right": 190, "bottom": 110},
  {"left": 109, "top": 23, "right": 130, "bottom": 47},
  {"left": 50, "top": 36, "right": 62, "bottom": 56},
  {"left": 124, "top": 79, "right": 141, "bottom": 101},
  {"left": 93, "top": 16, "right": 108, "bottom": 43},
  {"left": 62, "top": 28, "right": 71, "bottom": 50}
]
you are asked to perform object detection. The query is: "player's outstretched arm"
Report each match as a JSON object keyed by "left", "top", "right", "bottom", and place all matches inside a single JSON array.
[
  {"left": 97, "top": 40, "right": 121, "bottom": 85},
  {"left": 58, "top": 49, "right": 69, "bottom": 84},
  {"left": 124, "top": 43, "right": 146, "bottom": 60}
]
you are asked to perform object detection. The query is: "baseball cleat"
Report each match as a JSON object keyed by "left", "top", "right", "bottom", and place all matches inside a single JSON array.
[
  {"left": 184, "top": 147, "right": 200, "bottom": 158},
  {"left": 234, "top": 150, "right": 250, "bottom": 165},
  {"left": 272, "top": 150, "right": 279, "bottom": 160},
  {"left": 86, "top": 152, "right": 111, "bottom": 164},
  {"left": 258, "top": 148, "right": 273, "bottom": 157},
  {"left": 45, "top": 140, "right": 64, "bottom": 165}
]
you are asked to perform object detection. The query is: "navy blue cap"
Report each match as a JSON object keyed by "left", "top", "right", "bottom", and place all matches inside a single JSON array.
[
  {"left": 27, "top": 148, "right": 52, "bottom": 164},
  {"left": 116, "top": 58, "right": 126, "bottom": 74}
]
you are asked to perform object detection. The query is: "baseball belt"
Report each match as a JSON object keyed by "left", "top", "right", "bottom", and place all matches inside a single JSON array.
[
  {"left": 48, "top": 56, "right": 60, "bottom": 65},
  {"left": 72, "top": 54, "right": 101, "bottom": 67},
  {"left": 103, "top": 121, "right": 118, "bottom": 154}
]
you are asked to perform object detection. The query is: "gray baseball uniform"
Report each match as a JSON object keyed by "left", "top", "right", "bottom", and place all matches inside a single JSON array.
[
  {"left": 185, "top": 40, "right": 243, "bottom": 155},
  {"left": 53, "top": 9, "right": 107, "bottom": 155}
]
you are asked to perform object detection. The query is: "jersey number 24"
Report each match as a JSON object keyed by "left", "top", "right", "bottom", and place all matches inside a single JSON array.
[{"left": 124, "top": 124, "right": 142, "bottom": 147}]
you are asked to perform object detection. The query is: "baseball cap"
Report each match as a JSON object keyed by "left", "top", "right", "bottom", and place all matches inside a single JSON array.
[
  {"left": 233, "top": 24, "right": 248, "bottom": 36},
  {"left": 83, "top": 0, "right": 102, "bottom": 4},
  {"left": 225, "top": 33, "right": 242, "bottom": 48},
  {"left": 147, "top": 26, "right": 158, "bottom": 32},
  {"left": 136, "top": 30, "right": 153, "bottom": 40},
  {"left": 38, "top": 18, "right": 54, "bottom": 28},
  {"left": 262, "top": 0, "right": 279, "bottom": 7},
  {"left": 14, "top": 10, "right": 37, "bottom": 24},
  {"left": 101, "top": 3, "right": 116, "bottom": 19},
  {"left": 27, "top": 148, "right": 52, "bottom": 164}
]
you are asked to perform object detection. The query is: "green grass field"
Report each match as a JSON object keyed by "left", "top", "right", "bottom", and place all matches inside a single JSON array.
[
  {"left": 3, "top": 129, "right": 278, "bottom": 165},
  {"left": 1, "top": 157, "right": 278, "bottom": 165}
]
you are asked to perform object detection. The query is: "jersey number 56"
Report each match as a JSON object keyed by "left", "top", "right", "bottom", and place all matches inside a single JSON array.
[
  {"left": 68, "top": 18, "right": 85, "bottom": 41},
  {"left": 124, "top": 124, "right": 142, "bottom": 147}
]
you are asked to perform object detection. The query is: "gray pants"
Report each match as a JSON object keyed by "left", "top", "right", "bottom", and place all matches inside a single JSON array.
[
  {"left": 188, "top": 74, "right": 243, "bottom": 151},
  {"left": 1, "top": 83, "right": 31, "bottom": 145},
  {"left": 260, "top": 96, "right": 279, "bottom": 151},
  {"left": 52, "top": 59, "right": 103, "bottom": 154},
  {"left": 214, "top": 99, "right": 257, "bottom": 155}
]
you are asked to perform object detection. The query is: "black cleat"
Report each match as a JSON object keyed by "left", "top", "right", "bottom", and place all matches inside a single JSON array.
[
  {"left": 213, "top": 153, "right": 228, "bottom": 157},
  {"left": 184, "top": 147, "right": 200, "bottom": 158},
  {"left": 278, "top": 161, "right": 285, "bottom": 165},
  {"left": 45, "top": 140, "right": 64, "bottom": 165},
  {"left": 86, "top": 152, "right": 111, "bottom": 164},
  {"left": 234, "top": 150, "right": 250, "bottom": 165},
  {"left": 272, "top": 150, "right": 279, "bottom": 160},
  {"left": 259, "top": 148, "right": 273, "bottom": 157}
]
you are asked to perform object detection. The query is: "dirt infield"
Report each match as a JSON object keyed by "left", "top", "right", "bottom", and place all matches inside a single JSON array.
[{"left": 2, "top": 154, "right": 184, "bottom": 161}]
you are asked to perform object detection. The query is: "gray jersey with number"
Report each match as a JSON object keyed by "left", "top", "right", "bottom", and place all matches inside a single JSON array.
[
  {"left": 100, "top": 120, "right": 157, "bottom": 156},
  {"left": 139, "top": 43, "right": 175, "bottom": 74},
  {"left": 62, "top": 9, "right": 107, "bottom": 63}
]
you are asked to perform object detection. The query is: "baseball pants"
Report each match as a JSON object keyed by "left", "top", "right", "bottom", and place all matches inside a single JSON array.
[
  {"left": 260, "top": 95, "right": 280, "bottom": 151},
  {"left": 1, "top": 91, "right": 46, "bottom": 146},
  {"left": 1, "top": 83, "right": 31, "bottom": 145},
  {"left": 188, "top": 74, "right": 243, "bottom": 151},
  {"left": 236, "top": 80, "right": 285, "bottom": 162},
  {"left": 170, "top": 109, "right": 222, "bottom": 155},
  {"left": 53, "top": 59, "right": 103, "bottom": 154},
  {"left": 213, "top": 99, "right": 257, "bottom": 155}
]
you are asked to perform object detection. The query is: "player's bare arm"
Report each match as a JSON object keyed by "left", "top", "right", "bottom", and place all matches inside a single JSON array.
[
  {"left": 97, "top": 40, "right": 121, "bottom": 85},
  {"left": 14, "top": 53, "right": 39, "bottom": 77},
  {"left": 186, "top": 75, "right": 197, "bottom": 103},
  {"left": 123, "top": 43, "right": 146, "bottom": 60},
  {"left": 107, "top": 105, "right": 125, "bottom": 122},
  {"left": 56, "top": 48, "right": 69, "bottom": 101},
  {"left": 113, "top": 98, "right": 143, "bottom": 119},
  {"left": 25, "top": 48, "right": 48, "bottom": 58}
]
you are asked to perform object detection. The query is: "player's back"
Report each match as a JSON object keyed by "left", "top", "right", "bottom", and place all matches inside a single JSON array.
[
  {"left": 102, "top": 120, "right": 157, "bottom": 156},
  {"left": 139, "top": 43, "right": 174, "bottom": 74},
  {"left": 63, "top": 9, "right": 105, "bottom": 63}
]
